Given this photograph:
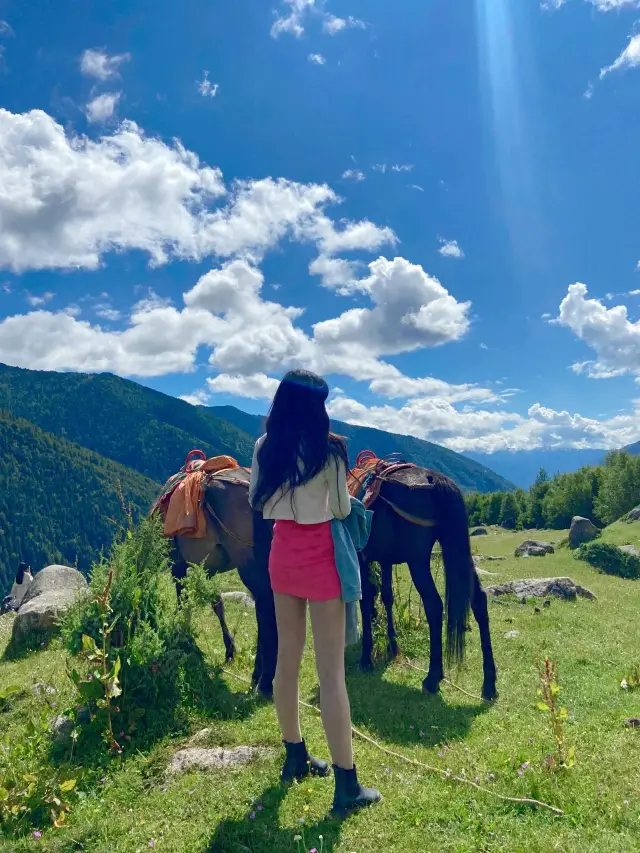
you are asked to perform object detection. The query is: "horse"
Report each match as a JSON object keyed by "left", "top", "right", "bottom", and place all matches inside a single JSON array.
[
  {"left": 167, "top": 467, "right": 277, "bottom": 699},
  {"left": 355, "top": 463, "right": 498, "bottom": 702}
]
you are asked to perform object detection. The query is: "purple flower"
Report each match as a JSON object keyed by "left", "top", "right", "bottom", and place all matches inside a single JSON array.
[
  {"left": 33, "top": 831, "right": 42, "bottom": 838},
  {"left": 148, "top": 839, "right": 157, "bottom": 848},
  {"left": 409, "top": 724, "right": 414, "bottom": 729},
  {"left": 249, "top": 812, "right": 256, "bottom": 820},
  {"left": 257, "top": 804, "right": 264, "bottom": 811}
]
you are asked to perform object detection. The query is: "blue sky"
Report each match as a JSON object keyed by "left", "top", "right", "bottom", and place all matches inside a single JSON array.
[{"left": 1, "top": 0, "right": 640, "bottom": 454}]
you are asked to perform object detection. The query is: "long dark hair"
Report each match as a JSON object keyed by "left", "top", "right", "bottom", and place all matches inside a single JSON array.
[{"left": 251, "top": 370, "right": 349, "bottom": 509}]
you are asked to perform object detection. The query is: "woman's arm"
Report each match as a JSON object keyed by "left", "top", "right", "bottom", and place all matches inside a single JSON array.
[
  {"left": 328, "top": 456, "right": 352, "bottom": 520},
  {"left": 248, "top": 438, "right": 262, "bottom": 508}
]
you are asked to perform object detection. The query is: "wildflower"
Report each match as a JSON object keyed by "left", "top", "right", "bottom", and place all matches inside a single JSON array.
[
  {"left": 419, "top": 730, "right": 425, "bottom": 738},
  {"left": 33, "top": 831, "right": 42, "bottom": 838},
  {"left": 249, "top": 812, "right": 256, "bottom": 820},
  {"left": 303, "top": 805, "right": 310, "bottom": 812},
  {"left": 409, "top": 724, "right": 414, "bottom": 729},
  {"left": 294, "top": 836, "right": 302, "bottom": 843},
  {"left": 257, "top": 804, "right": 264, "bottom": 811},
  {"left": 148, "top": 839, "right": 157, "bottom": 848}
]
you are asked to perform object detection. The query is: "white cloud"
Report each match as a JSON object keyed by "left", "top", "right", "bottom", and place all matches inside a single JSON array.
[
  {"left": 600, "top": 33, "right": 640, "bottom": 79},
  {"left": 438, "top": 238, "right": 465, "bottom": 259},
  {"left": 309, "top": 255, "right": 361, "bottom": 289},
  {"left": 373, "top": 164, "right": 387, "bottom": 174},
  {"left": 368, "top": 374, "right": 499, "bottom": 405},
  {"left": 327, "top": 394, "right": 640, "bottom": 453},
  {"left": 557, "top": 282, "right": 640, "bottom": 378},
  {"left": 391, "top": 164, "right": 414, "bottom": 173},
  {"left": 308, "top": 53, "right": 326, "bottom": 65},
  {"left": 0, "top": 20, "right": 14, "bottom": 36},
  {"left": 271, "top": 0, "right": 315, "bottom": 38},
  {"left": 409, "top": 184, "right": 424, "bottom": 192},
  {"left": 26, "top": 291, "right": 54, "bottom": 307},
  {"left": 207, "top": 373, "right": 280, "bottom": 399},
  {"left": 629, "top": 289, "right": 640, "bottom": 296},
  {"left": 313, "top": 256, "right": 471, "bottom": 355},
  {"left": 342, "top": 169, "right": 365, "bottom": 181},
  {"left": 197, "top": 71, "right": 219, "bottom": 98},
  {"left": 86, "top": 92, "right": 120, "bottom": 123},
  {"left": 80, "top": 48, "right": 130, "bottom": 80},
  {"left": 0, "top": 108, "right": 398, "bottom": 274},
  {"left": 94, "top": 303, "right": 121, "bottom": 322},
  {"left": 590, "top": 0, "right": 640, "bottom": 9},
  {"left": 179, "top": 389, "right": 211, "bottom": 406},
  {"left": 322, "top": 14, "right": 366, "bottom": 34}
]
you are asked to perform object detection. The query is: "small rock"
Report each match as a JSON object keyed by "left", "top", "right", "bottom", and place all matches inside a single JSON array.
[
  {"left": 504, "top": 630, "right": 520, "bottom": 639},
  {"left": 626, "top": 507, "right": 640, "bottom": 522},
  {"left": 167, "top": 746, "right": 270, "bottom": 776},
  {"left": 569, "top": 516, "right": 599, "bottom": 549},
  {"left": 486, "top": 577, "right": 596, "bottom": 601},
  {"left": 543, "top": 599, "right": 551, "bottom": 608},
  {"left": 619, "top": 545, "right": 640, "bottom": 558},
  {"left": 33, "top": 683, "right": 57, "bottom": 698},
  {"left": 470, "top": 527, "right": 488, "bottom": 536},
  {"left": 52, "top": 715, "right": 74, "bottom": 743},
  {"left": 625, "top": 718, "right": 640, "bottom": 729},
  {"left": 515, "top": 540, "right": 555, "bottom": 557},
  {"left": 189, "top": 728, "right": 212, "bottom": 745},
  {"left": 12, "top": 566, "right": 87, "bottom": 643},
  {"left": 220, "top": 591, "right": 255, "bottom": 608},
  {"left": 534, "top": 607, "right": 541, "bottom": 614}
]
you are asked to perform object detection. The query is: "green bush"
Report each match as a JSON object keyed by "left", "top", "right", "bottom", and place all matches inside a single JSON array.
[
  {"left": 576, "top": 541, "right": 640, "bottom": 580},
  {"left": 62, "top": 515, "right": 219, "bottom": 752}
]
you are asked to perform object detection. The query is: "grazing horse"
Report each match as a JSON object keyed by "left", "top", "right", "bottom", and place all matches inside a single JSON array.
[
  {"left": 355, "top": 463, "right": 498, "bottom": 702},
  {"left": 166, "top": 468, "right": 277, "bottom": 698}
]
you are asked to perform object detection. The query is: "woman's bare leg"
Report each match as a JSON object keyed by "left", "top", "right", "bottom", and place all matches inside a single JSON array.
[
  {"left": 273, "top": 592, "right": 307, "bottom": 743},
  {"left": 309, "top": 598, "right": 353, "bottom": 769}
]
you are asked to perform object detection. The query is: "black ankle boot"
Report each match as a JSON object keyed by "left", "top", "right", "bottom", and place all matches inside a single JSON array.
[
  {"left": 332, "top": 765, "right": 382, "bottom": 814},
  {"left": 281, "top": 740, "right": 330, "bottom": 784}
]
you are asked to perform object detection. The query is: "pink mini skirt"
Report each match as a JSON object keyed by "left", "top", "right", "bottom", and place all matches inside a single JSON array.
[{"left": 269, "top": 520, "right": 342, "bottom": 601}]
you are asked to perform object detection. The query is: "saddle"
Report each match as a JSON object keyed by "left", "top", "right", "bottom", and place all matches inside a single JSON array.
[
  {"left": 153, "top": 449, "right": 250, "bottom": 538},
  {"left": 348, "top": 450, "right": 437, "bottom": 527}
]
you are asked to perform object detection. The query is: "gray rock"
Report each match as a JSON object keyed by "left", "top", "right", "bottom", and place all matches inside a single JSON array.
[
  {"left": 470, "top": 527, "right": 488, "bottom": 536},
  {"left": 33, "top": 683, "right": 57, "bottom": 698},
  {"left": 221, "top": 591, "right": 255, "bottom": 608},
  {"left": 504, "top": 630, "right": 520, "bottom": 639},
  {"left": 52, "top": 715, "right": 74, "bottom": 743},
  {"left": 626, "top": 507, "right": 640, "bottom": 522},
  {"left": 619, "top": 545, "right": 640, "bottom": 558},
  {"left": 515, "top": 540, "right": 555, "bottom": 557},
  {"left": 569, "top": 516, "right": 599, "bottom": 549},
  {"left": 167, "top": 746, "right": 270, "bottom": 776},
  {"left": 12, "top": 565, "right": 87, "bottom": 642},
  {"left": 486, "top": 577, "right": 596, "bottom": 601}
]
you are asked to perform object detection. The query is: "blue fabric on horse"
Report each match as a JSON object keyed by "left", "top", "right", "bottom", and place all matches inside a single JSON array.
[{"left": 331, "top": 497, "right": 372, "bottom": 647}]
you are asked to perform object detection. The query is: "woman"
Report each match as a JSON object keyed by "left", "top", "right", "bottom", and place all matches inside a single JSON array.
[{"left": 249, "top": 369, "right": 381, "bottom": 814}]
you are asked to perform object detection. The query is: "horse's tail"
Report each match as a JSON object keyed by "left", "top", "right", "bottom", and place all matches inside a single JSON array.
[{"left": 432, "top": 474, "right": 473, "bottom": 668}]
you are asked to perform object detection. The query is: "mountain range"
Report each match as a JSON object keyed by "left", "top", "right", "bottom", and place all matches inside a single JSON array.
[{"left": 0, "top": 363, "right": 514, "bottom": 594}]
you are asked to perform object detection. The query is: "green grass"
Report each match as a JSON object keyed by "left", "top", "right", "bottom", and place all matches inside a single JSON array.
[{"left": 1, "top": 524, "right": 640, "bottom": 853}]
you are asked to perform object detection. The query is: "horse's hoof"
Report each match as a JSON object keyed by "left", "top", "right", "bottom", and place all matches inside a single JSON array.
[
  {"left": 256, "top": 685, "right": 273, "bottom": 701},
  {"left": 359, "top": 659, "right": 374, "bottom": 673},
  {"left": 225, "top": 649, "right": 236, "bottom": 664},
  {"left": 482, "top": 685, "right": 498, "bottom": 703},
  {"left": 388, "top": 642, "right": 400, "bottom": 660},
  {"left": 421, "top": 678, "right": 441, "bottom": 696}
]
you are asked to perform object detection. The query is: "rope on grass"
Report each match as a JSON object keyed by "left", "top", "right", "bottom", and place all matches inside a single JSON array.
[
  {"left": 221, "top": 668, "right": 564, "bottom": 817},
  {"left": 402, "top": 659, "right": 485, "bottom": 703}
]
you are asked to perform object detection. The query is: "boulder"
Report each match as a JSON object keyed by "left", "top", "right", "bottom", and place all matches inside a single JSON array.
[
  {"left": 569, "top": 516, "right": 599, "bottom": 549},
  {"left": 515, "top": 540, "right": 555, "bottom": 557},
  {"left": 221, "top": 591, "right": 255, "bottom": 608},
  {"left": 470, "top": 527, "right": 488, "bottom": 536},
  {"left": 167, "top": 746, "right": 271, "bottom": 776},
  {"left": 12, "top": 565, "right": 87, "bottom": 642},
  {"left": 486, "top": 577, "right": 596, "bottom": 601},
  {"left": 626, "top": 507, "right": 640, "bottom": 522},
  {"left": 619, "top": 544, "right": 640, "bottom": 558},
  {"left": 52, "top": 715, "right": 74, "bottom": 743}
]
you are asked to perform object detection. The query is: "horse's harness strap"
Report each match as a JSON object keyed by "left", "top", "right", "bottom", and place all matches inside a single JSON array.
[
  {"left": 378, "top": 495, "right": 437, "bottom": 528},
  {"left": 206, "top": 501, "right": 256, "bottom": 547}
]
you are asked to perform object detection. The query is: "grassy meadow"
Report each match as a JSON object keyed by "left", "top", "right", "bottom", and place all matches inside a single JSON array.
[{"left": 1, "top": 522, "right": 639, "bottom": 853}]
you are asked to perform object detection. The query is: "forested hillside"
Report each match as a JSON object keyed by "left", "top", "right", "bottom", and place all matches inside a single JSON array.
[
  {"left": 0, "top": 365, "right": 255, "bottom": 482},
  {"left": 0, "top": 411, "right": 158, "bottom": 595}
]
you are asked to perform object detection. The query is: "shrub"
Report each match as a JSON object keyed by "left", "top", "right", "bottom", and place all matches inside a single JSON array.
[
  {"left": 576, "top": 541, "right": 640, "bottom": 580},
  {"left": 62, "top": 515, "right": 218, "bottom": 752}
]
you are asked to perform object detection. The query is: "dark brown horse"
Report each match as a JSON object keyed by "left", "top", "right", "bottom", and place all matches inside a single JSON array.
[
  {"left": 357, "top": 466, "right": 498, "bottom": 702},
  {"left": 168, "top": 469, "right": 277, "bottom": 698}
]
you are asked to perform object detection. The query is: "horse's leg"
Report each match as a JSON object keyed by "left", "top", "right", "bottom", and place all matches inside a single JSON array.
[
  {"left": 238, "top": 561, "right": 277, "bottom": 699},
  {"left": 380, "top": 562, "right": 399, "bottom": 659},
  {"left": 212, "top": 596, "right": 236, "bottom": 663},
  {"left": 471, "top": 572, "right": 498, "bottom": 701},
  {"left": 407, "top": 560, "right": 444, "bottom": 695},
  {"left": 358, "top": 558, "right": 376, "bottom": 671}
]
